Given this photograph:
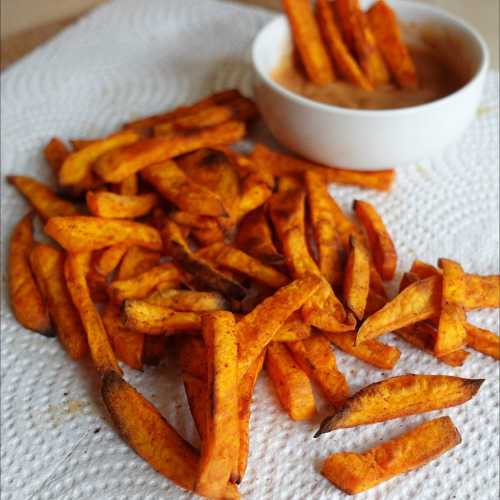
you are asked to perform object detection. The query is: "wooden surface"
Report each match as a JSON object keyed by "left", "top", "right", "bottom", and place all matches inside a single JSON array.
[{"left": 1, "top": 0, "right": 498, "bottom": 70}]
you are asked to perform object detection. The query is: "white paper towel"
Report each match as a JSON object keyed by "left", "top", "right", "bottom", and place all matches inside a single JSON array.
[{"left": 1, "top": 1, "right": 499, "bottom": 499}]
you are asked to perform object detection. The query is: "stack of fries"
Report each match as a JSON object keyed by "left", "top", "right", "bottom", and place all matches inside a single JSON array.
[{"left": 7, "top": 81, "right": 499, "bottom": 498}]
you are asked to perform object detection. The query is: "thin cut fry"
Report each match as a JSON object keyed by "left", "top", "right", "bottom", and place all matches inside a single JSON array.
[
  {"left": 145, "top": 288, "right": 229, "bottom": 312},
  {"left": 465, "top": 323, "right": 500, "bottom": 360},
  {"left": 117, "top": 246, "right": 161, "bottom": 280},
  {"left": 273, "top": 312, "right": 311, "bottom": 342},
  {"left": 86, "top": 191, "right": 158, "bottom": 219},
  {"left": 94, "top": 243, "right": 129, "bottom": 276},
  {"left": 43, "top": 137, "right": 69, "bottom": 174},
  {"left": 316, "top": 374, "right": 483, "bottom": 435},
  {"left": 266, "top": 342, "right": 316, "bottom": 421},
  {"left": 282, "top": 0, "right": 335, "bottom": 85},
  {"left": 343, "top": 235, "right": 370, "bottom": 320},
  {"left": 9, "top": 213, "right": 51, "bottom": 335},
  {"left": 322, "top": 416, "right": 461, "bottom": 494}
]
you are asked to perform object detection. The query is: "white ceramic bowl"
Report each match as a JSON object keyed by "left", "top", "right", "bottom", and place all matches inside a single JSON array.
[{"left": 252, "top": 0, "right": 489, "bottom": 169}]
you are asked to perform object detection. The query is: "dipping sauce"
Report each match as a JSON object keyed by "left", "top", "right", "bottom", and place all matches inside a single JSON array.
[{"left": 272, "top": 45, "right": 467, "bottom": 110}]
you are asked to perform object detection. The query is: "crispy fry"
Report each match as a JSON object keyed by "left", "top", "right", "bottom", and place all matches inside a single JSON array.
[
  {"left": 86, "top": 191, "right": 158, "bottom": 219},
  {"left": 343, "top": 235, "right": 370, "bottom": 320},
  {"left": 465, "top": 323, "right": 500, "bottom": 360},
  {"left": 70, "top": 139, "right": 98, "bottom": 150},
  {"left": 364, "top": 289, "right": 388, "bottom": 317},
  {"left": 252, "top": 144, "right": 395, "bottom": 191},
  {"left": 266, "top": 342, "right": 316, "bottom": 420},
  {"left": 435, "top": 258, "right": 467, "bottom": 356},
  {"left": 288, "top": 335, "right": 348, "bottom": 407},
  {"left": 45, "top": 216, "right": 162, "bottom": 252},
  {"left": 237, "top": 275, "right": 322, "bottom": 379},
  {"left": 316, "top": 0, "right": 372, "bottom": 90},
  {"left": 115, "top": 173, "right": 139, "bottom": 196},
  {"left": 65, "top": 252, "right": 121, "bottom": 375},
  {"left": 273, "top": 311, "right": 311, "bottom": 342},
  {"left": 369, "top": 265, "right": 388, "bottom": 298},
  {"left": 322, "top": 331, "right": 400, "bottom": 369},
  {"left": 282, "top": 0, "right": 335, "bottom": 85},
  {"left": 196, "top": 312, "right": 239, "bottom": 496},
  {"left": 117, "top": 246, "right": 161, "bottom": 280},
  {"left": 145, "top": 288, "right": 229, "bottom": 312},
  {"left": 94, "top": 121, "right": 245, "bottom": 183},
  {"left": 322, "top": 416, "right": 461, "bottom": 494},
  {"left": 9, "top": 213, "right": 51, "bottom": 334},
  {"left": 43, "top": 137, "right": 69, "bottom": 174},
  {"left": 367, "top": 0, "right": 418, "bottom": 89},
  {"left": 59, "top": 130, "right": 140, "bottom": 186},
  {"left": 108, "top": 263, "right": 183, "bottom": 304},
  {"left": 8, "top": 176, "right": 79, "bottom": 221},
  {"left": 316, "top": 374, "right": 483, "bottom": 435},
  {"left": 305, "top": 170, "right": 343, "bottom": 286},
  {"left": 353, "top": 199, "right": 396, "bottom": 281},
  {"left": 333, "top": 0, "right": 356, "bottom": 51},
  {"left": 94, "top": 243, "right": 129, "bottom": 276},
  {"left": 356, "top": 275, "right": 442, "bottom": 344},
  {"left": 29, "top": 244, "right": 88, "bottom": 358},
  {"left": 102, "top": 303, "right": 144, "bottom": 370}
]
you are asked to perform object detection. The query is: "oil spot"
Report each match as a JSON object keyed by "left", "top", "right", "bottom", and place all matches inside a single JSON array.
[
  {"left": 477, "top": 105, "right": 498, "bottom": 118},
  {"left": 46, "top": 399, "right": 88, "bottom": 425},
  {"left": 415, "top": 163, "right": 432, "bottom": 180}
]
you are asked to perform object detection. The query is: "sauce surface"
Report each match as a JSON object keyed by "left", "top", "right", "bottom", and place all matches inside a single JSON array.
[{"left": 272, "top": 46, "right": 467, "bottom": 110}]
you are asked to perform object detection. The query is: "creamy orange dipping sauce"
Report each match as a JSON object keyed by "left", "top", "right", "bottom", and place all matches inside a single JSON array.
[{"left": 272, "top": 45, "right": 467, "bottom": 110}]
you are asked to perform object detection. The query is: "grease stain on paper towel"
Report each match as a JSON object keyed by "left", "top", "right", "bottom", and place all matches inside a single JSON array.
[{"left": 47, "top": 399, "right": 88, "bottom": 425}]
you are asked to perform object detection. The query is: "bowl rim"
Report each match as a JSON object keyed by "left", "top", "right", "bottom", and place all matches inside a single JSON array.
[{"left": 251, "top": 0, "right": 490, "bottom": 118}]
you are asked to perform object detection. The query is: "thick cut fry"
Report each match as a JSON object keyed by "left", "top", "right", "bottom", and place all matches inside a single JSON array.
[
  {"left": 316, "top": 374, "right": 483, "bottom": 435},
  {"left": 141, "top": 160, "right": 227, "bottom": 217},
  {"left": 94, "top": 121, "right": 245, "bottom": 183},
  {"left": 115, "top": 174, "right": 139, "bottom": 197},
  {"left": 86, "top": 191, "right": 158, "bottom": 219},
  {"left": 94, "top": 243, "right": 129, "bottom": 276},
  {"left": 196, "top": 312, "right": 239, "bottom": 496},
  {"left": 288, "top": 335, "right": 348, "bottom": 407},
  {"left": 102, "top": 303, "right": 144, "bottom": 370},
  {"left": 353, "top": 199, "right": 396, "bottom": 281},
  {"left": 282, "top": 0, "right": 335, "bottom": 85},
  {"left": 322, "top": 416, "right": 461, "bottom": 494},
  {"left": 45, "top": 216, "right": 162, "bottom": 252},
  {"left": 356, "top": 275, "right": 442, "bottom": 344},
  {"left": 316, "top": 0, "right": 372, "bottom": 90},
  {"left": 163, "top": 220, "right": 247, "bottom": 300},
  {"left": 123, "top": 300, "right": 201, "bottom": 334},
  {"left": 465, "top": 323, "right": 500, "bottom": 360},
  {"left": 322, "top": 331, "right": 400, "bottom": 369},
  {"left": 367, "top": 0, "right": 418, "bottom": 89},
  {"left": 235, "top": 206, "right": 284, "bottom": 266},
  {"left": 43, "top": 137, "right": 69, "bottom": 174},
  {"left": 179, "top": 336, "right": 208, "bottom": 380},
  {"left": 8, "top": 176, "right": 78, "bottom": 221},
  {"left": 343, "top": 235, "right": 370, "bottom": 320},
  {"left": 59, "top": 130, "right": 140, "bottom": 186},
  {"left": 108, "top": 263, "right": 183, "bottom": 304},
  {"left": 65, "top": 252, "right": 121, "bottom": 375},
  {"left": 145, "top": 288, "right": 229, "bottom": 312},
  {"left": 237, "top": 275, "right": 322, "bottom": 379},
  {"left": 305, "top": 170, "right": 343, "bottom": 286},
  {"left": 266, "top": 342, "right": 316, "bottom": 420},
  {"left": 252, "top": 144, "right": 395, "bottom": 191},
  {"left": 273, "top": 312, "right": 311, "bottom": 342},
  {"left": 29, "top": 244, "right": 88, "bottom": 358},
  {"left": 435, "top": 258, "right": 467, "bottom": 356},
  {"left": 101, "top": 372, "right": 239, "bottom": 498},
  {"left": 8, "top": 213, "right": 51, "bottom": 334},
  {"left": 117, "top": 246, "right": 161, "bottom": 280}
]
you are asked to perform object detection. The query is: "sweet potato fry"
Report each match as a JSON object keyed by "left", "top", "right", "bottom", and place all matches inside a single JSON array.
[
  {"left": 59, "top": 130, "right": 140, "bottom": 186},
  {"left": 322, "top": 416, "right": 461, "bottom": 494},
  {"left": 163, "top": 220, "right": 247, "bottom": 300},
  {"left": 115, "top": 172, "right": 139, "bottom": 196},
  {"left": 343, "top": 235, "right": 370, "bottom": 320},
  {"left": 94, "top": 243, "right": 129, "bottom": 276},
  {"left": 101, "top": 372, "right": 239, "bottom": 498},
  {"left": 237, "top": 274, "right": 322, "bottom": 379},
  {"left": 252, "top": 144, "right": 395, "bottom": 191},
  {"left": 65, "top": 252, "right": 121, "bottom": 375},
  {"left": 9, "top": 213, "right": 51, "bottom": 334},
  {"left": 86, "top": 191, "right": 158, "bottom": 219},
  {"left": 102, "top": 303, "right": 144, "bottom": 370},
  {"left": 273, "top": 311, "right": 311, "bottom": 342},
  {"left": 70, "top": 139, "right": 98, "bottom": 150},
  {"left": 305, "top": 170, "right": 343, "bottom": 286},
  {"left": 364, "top": 289, "right": 387, "bottom": 317},
  {"left": 435, "top": 258, "right": 467, "bottom": 356},
  {"left": 353, "top": 199, "right": 396, "bottom": 280},
  {"left": 116, "top": 246, "right": 161, "bottom": 280},
  {"left": 266, "top": 342, "right": 316, "bottom": 420},
  {"left": 288, "top": 335, "right": 348, "bottom": 407},
  {"left": 282, "top": 0, "right": 335, "bottom": 85},
  {"left": 145, "top": 288, "right": 229, "bottom": 312},
  {"left": 8, "top": 176, "right": 79, "bottom": 221},
  {"left": 108, "top": 263, "right": 183, "bottom": 304},
  {"left": 196, "top": 312, "right": 239, "bottom": 497},
  {"left": 465, "top": 323, "right": 500, "bottom": 360},
  {"left": 45, "top": 216, "right": 162, "bottom": 252},
  {"left": 29, "top": 244, "right": 88, "bottom": 358},
  {"left": 123, "top": 300, "right": 201, "bottom": 334},
  {"left": 316, "top": 0, "right": 372, "bottom": 90},
  {"left": 367, "top": 0, "right": 419, "bottom": 89},
  {"left": 316, "top": 374, "right": 483, "bottom": 435},
  {"left": 322, "top": 331, "right": 400, "bottom": 369},
  {"left": 43, "top": 137, "right": 69, "bottom": 174},
  {"left": 191, "top": 226, "right": 226, "bottom": 247},
  {"left": 356, "top": 275, "right": 442, "bottom": 344},
  {"left": 94, "top": 121, "right": 245, "bottom": 183}
]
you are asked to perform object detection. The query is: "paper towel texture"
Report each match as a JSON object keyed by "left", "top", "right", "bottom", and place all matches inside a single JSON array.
[{"left": 1, "top": 1, "right": 499, "bottom": 499}]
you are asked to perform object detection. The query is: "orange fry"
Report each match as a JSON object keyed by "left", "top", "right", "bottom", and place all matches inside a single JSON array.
[
  {"left": 465, "top": 323, "right": 500, "bottom": 360},
  {"left": 343, "top": 235, "right": 370, "bottom": 320},
  {"left": 86, "top": 191, "right": 158, "bottom": 219},
  {"left": 94, "top": 243, "right": 129, "bottom": 276},
  {"left": 273, "top": 311, "right": 311, "bottom": 342},
  {"left": 116, "top": 246, "right": 161, "bottom": 280},
  {"left": 43, "top": 137, "right": 69, "bottom": 174}
]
